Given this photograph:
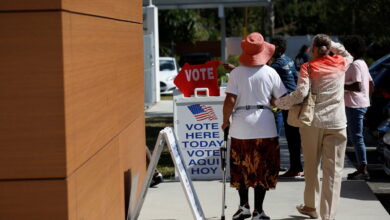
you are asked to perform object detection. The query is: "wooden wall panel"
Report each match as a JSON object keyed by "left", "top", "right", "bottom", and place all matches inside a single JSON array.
[
  {"left": 62, "top": 12, "right": 144, "bottom": 176},
  {"left": 0, "top": 0, "right": 60, "bottom": 10},
  {"left": 0, "top": 180, "right": 68, "bottom": 219},
  {"left": 118, "top": 115, "right": 147, "bottom": 200},
  {"left": 0, "top": 12, "right": 66, "bottom": 179},
  {"left": 67, "top": 138, "right": 125, "bottom": 220},
  {"left": 62, "top": 0, "right": 142, "bottom": 22},
  {"left": 0, "top": 1, "right": 144, "bottom": 219},
  {"left": 0, "top": 0, "right": 141, "bottom": 23}
]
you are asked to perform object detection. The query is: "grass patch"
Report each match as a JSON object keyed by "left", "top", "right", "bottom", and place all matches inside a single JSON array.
[
  {"left": 160, "top": 95, "right": 173, "bottom": 100},
  {"left": 145, "top": 117, "right": 175, "bottom": 179}
]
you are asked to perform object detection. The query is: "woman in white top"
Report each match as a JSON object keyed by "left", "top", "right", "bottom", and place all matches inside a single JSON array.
[
  {"left": 222, "top": 32, "right": 287, "bottom": 220},
  {"left": 272, "top": 34, "right": 353, "bottom": 220}
]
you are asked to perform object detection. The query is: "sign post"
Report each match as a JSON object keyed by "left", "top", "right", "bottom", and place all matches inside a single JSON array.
[{"left": 130, "top": 127, "right": 205, "bottom": 220}]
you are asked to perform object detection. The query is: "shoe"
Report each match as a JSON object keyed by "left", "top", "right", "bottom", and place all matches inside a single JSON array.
[
  {"left": 232, "top": 204, "right": 251, "bottom": 220},
  {"left": 296, "top": 204, "right": 318, "bottom": 219},
  {"left": 279, "top": 170, "right": 302, "bottom": 178},
  {"left": 150, "top": 173, "right": 163, "bottom": 187},
  {"left": 347, "top": 170, "right": 370, "bottom": 180},
  {"left": 279, "top": 167, "right": 288, "bottom": 172},
  {"left": 251, "top": 211, "right": 270, "bottom": 220}
]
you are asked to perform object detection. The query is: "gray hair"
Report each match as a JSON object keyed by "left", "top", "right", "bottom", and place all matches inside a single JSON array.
[{"left": 313, "top": 34, "right": 331, "bottom": 57}]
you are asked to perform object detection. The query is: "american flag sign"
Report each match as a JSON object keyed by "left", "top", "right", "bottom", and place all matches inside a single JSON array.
[{"left": 187, "top": 104, "right": 218, "bottom": 121}]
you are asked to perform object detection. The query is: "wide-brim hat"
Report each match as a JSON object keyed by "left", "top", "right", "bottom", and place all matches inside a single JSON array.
[{"left": 238, "top": 32, "right": 275, "bottom": 66}]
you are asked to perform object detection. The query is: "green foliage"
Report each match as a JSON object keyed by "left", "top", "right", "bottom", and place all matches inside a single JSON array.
[
  {"left": 158, "top": 1, "right": 390, "bottom": 59},
  {"left": 158, "top": 9, "right": 221, "bottom": 43},
  {"left": 145, "top": 117, "right": 175, "bottom": 179},
  {"left": 272, "top": 0, "right": 390, "bottom": 58},
  {"left": 217, "top": 55, "right": 240, "bottom": 85},
  {"left": 159, "top": 9, "right": 220, "bottom": 56},
  {"left": 159, "top": 9, "right": 201, "bottom": 43}
]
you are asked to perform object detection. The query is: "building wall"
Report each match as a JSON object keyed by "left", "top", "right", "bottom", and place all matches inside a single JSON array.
[{"left": 0, "top": 0, "right": 145, "bottom": 219}]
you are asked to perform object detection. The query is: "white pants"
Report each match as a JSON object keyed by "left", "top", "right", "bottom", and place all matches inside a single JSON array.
[{"left": 299, "top": 126, "right": 347, "bottom": 220}]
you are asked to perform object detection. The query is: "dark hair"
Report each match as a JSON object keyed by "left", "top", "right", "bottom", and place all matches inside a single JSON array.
[
  {"left": 271, "top": 36, "right": 287, "bottom": 55},
  {"left": 313, "top": 34, "right": 331, "bottom": 57},
  {"left": 299, "top": 45, "right": 309, "bottom": 54},
  {"left": 343, "top": 35, "right": 366, "bottom": 60}
]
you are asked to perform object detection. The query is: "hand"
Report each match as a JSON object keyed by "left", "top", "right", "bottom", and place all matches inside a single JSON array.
[
  {"left": 223, "top": 63, "right": 236, "bottom": 71},
  {"left": 270, "top": 97, "right": 277, "bottom": 106},
  {"left": 330, "top": 41, "right": 346, "bottom": 55},
  {"left": 267, "top": 57, "right": 274, "bottom": 66},
  {"left": 221, "top": 121, "right": 230, "bottom": 130}
]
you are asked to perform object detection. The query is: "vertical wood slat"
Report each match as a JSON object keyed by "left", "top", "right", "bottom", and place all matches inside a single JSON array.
[
  {"left": 0, "top": 0, "right": 60, "bottom": 10},
  {"left": 118, "top": 115, "right": 147, "bottom": 202},
  {"left": 0, "top": 135, "right": 130, "bottom": 220},
  {"left": 0, "top": 11, "right": 144, "bottom": 179},
  {"left": 67, "top": 138, "right": 125, "bottom": 220},
  {"left": 62, "top": 0, "right": 142, "bottom": 22},
  {"left": 0, "top": 0, "right": 142, "bottom": 23},
  {"left": 0, "top": 12, "right": 66, "bottom": 179},
  {"left": 0, "top": 180, "right": 68, "bottom": 219},
  {"left": 0, "top": 0, "right": 145, "bottom": 218},
  {"left": 63, "top": 12, "right": 144, "bottom": 176}
]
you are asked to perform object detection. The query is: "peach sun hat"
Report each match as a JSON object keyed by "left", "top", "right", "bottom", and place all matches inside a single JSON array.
[{"left": 238, "top": 32, "right": 275, "bottom": 66}]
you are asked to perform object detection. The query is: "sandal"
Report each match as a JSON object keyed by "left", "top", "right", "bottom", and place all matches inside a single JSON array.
[{"left": 296, "top": 204, "right": 318, "bottom": 219}]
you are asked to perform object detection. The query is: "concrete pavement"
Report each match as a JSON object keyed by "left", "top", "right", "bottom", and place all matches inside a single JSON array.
[
  {"left": 145, "top": 100, "right": 174, "bottom": 117},
  {"left": 140, "top": 100, "right": 390, "bottom": 220},
  {"left": 139, "top": 178, "right": 388, "bottom": 220},
  {"left": 139, "top": 140, "right": 389, "bottom": 220}
]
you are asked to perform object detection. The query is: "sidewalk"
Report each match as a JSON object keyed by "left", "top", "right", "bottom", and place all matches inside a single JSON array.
[
  {"left": 145, "top": 100, "right": 174, "bottom": 117},
  {"left": 141, "top": 101, "right": 390, "bottom": 219},
  {"left": 139, "top": 138, "right": 389, "bottom": 220}
]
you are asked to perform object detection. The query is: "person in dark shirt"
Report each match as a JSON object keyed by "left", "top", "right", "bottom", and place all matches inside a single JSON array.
[
  {"left": 270, "top": 36, "right": 303, "bottom": 178},
  {"left": 295, "top": 45, "right": 310, "bottom": 71}
]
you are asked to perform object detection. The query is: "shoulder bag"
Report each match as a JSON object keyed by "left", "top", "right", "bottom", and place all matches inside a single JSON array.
[{"left": 287, "top": 63, "right": 317, "bottom": 127}]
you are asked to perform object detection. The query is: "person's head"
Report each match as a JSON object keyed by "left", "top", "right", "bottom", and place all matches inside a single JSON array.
[
  {"left": 238, "top": 32, "right": 275, "bottom": 66},
  {"left": 312, "top": 34, "right": 331, "bottom": 59},
  {"left": 299, "top": 45, "right": 309, "bottom": 54},
  {"left": 343, "top": 35, "right": 365, "bottom": 60},
  {"left": 270, "top": 36, "right": 286, "bottom": 58}
]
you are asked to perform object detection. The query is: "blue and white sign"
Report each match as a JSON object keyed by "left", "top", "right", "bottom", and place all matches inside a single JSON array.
[{"left": 174, "top": 88, "right": 228, "bottom": 180}]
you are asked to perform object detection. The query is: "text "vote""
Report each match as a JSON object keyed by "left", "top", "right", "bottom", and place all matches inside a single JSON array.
[{"left": 185, "top": 68, "right": 214, "bottom": 81}]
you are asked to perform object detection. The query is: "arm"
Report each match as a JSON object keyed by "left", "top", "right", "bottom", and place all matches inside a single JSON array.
[
  {"left": 293, "top": 68, "right": 299, "bottom": 84},
  {"left": 223, "top": 63, "right": 236, "bottom": 72},
  {"left": 345, "top": 61, "right": 363, "bottom": 92},
  {"left": 345, "top": 82, "right": 362, "bottom": 92},
  {"left": 274, "top": 63, "right": 310, "bottom": 109},
  {"left": 222, "top": 93, "right": 237, "bottom": 130},
  {"left": 271, "top": 60, "right": 293, "bottom": 86},
  {"left": 330, "top": 41, "right": 354, "bottom": 66},
  {"left": 369, "top": 80, "right": 375, "bottom": 97}
]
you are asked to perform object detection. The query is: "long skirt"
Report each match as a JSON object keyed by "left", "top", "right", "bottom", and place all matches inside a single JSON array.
[{"left": 230, "top": 137, "right": 280, "bottom": 190}]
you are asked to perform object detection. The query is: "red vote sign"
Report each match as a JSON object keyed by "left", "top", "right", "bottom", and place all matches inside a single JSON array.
[{"left": 174, "top": 60, "right": 221, "bottom": 97}]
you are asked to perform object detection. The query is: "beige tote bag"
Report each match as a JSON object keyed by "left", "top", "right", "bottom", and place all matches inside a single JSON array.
[{"left": 287, "top": 64, "right": 317, "bottom": 127}]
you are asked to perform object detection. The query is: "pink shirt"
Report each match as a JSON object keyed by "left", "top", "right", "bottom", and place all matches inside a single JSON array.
[{"left": 344, "top": 59, "right": 372, "bottom": 108}]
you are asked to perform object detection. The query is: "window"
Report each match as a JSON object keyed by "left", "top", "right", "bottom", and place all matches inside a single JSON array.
[{"left": 160, "top": 60, "right": 175, "bottom": 71}]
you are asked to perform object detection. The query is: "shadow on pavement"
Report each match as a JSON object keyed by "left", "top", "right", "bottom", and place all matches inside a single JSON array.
[
  {"left": 274, "top": 215, "right": 307, "bottom": 220},
  {"left": 340, "top": 180, "right": 377, "bottom": 201},
  {"left": 277, "top": 177, "right": 305, "bottom": 182}
]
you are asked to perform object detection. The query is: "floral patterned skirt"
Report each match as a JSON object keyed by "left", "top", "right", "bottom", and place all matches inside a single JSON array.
[{"left": 230, "top": 137, "right": 280, "bottom": 190}]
